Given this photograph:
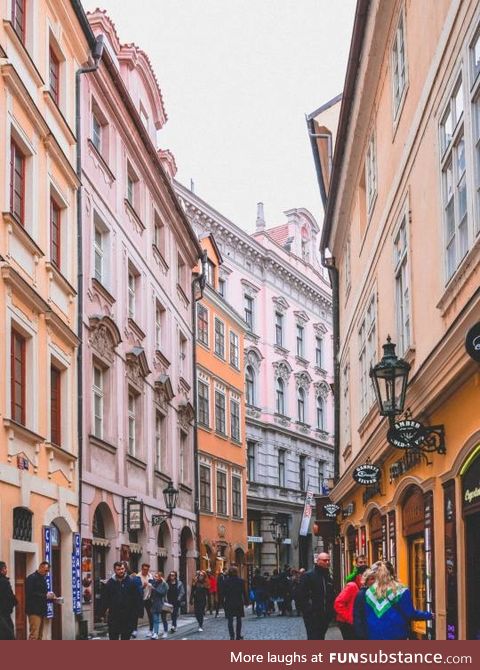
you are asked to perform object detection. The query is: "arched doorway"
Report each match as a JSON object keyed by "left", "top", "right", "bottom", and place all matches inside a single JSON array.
[
  {"left": 92, "top": 503, "right": 114, "bottom": 623},
  {"left": 345, "top": 525, "right": 357, "bottom": 574},
  {"left": 50, "top": 522, "right": 62, "bottom": 640},
  {"left": 157, "top": 523, "right": 170, "bottom": 573},
  {"left": 402, "top": 485, "right": 427, "bottom": 638},
  {"left": 180, "top": 526, "right": 194, "bottom": 611},
  {"left": 368, "top": 509, "right": 383, "bottom": 563}
]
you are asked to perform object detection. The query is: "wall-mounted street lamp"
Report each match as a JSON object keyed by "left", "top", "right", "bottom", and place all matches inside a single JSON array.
[
  {"left": 370, "top": 336, "right": 445, "bottom": 459},
  {"left": 152, "top": 481, "right": 179, "bottom": 526}
]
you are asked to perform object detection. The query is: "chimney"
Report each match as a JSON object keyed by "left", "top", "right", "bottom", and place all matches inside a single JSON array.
[
  {"left": 190, "top": 179, "right": 195, "bottom": 193},
  {"left": 256, "top": 202, "right": 266, "bottom": 231}
]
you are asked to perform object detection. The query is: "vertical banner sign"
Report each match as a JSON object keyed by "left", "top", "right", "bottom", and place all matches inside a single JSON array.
[
  {"left": 72, "top": 533, "right": 82, "bottom": 614},
  {"left": 381, "top": 514, "right": 388, "bottom": 560},
  {"left": 443, "top": 479, "right": 458, "bottom": 640},
  {"left": 424, "top": 490, "right": 435, "bottom": 640},
  {"left": 340, "top": 536, "right": 345, "bottom": 584},
  {"left": 360, "top": 526, "right": 366, "bottom": 556},
  {"left": 299, "top": 489, "right": 314, "bottom": 536},
  {"left": 388, "top": 510, "right": 396, "bottom": 569},
  {"left": 43, "top": 526, "right": 54, "bottom": 619}
]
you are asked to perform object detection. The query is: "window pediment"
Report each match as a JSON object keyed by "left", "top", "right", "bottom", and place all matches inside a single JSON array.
[
  {"left": 89, "top": 315, "right": 121, "bottom": 364},
  {"left": 126, "top": 347, "right": 150, "bottom": 386},
  {"left": 294, "top": 310, "right": 310, "bottom": 324},
  {"left": 155, "top": 374, "right": 175, "bottom": 403}
]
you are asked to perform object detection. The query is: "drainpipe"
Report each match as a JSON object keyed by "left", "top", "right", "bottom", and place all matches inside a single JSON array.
[
  {"left": 323, "top": 256, "right": 340, "bottom": 483},
  {"left": 191, "top": 251, "right": 207, "bottom": 571},
  {"left": 75, "top": 35, "right": 104, "bottom": 540}
]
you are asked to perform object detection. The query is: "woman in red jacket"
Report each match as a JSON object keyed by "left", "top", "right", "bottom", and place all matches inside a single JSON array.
[{"left": 334, "top": 565, "right": 368, "bottom": 639}]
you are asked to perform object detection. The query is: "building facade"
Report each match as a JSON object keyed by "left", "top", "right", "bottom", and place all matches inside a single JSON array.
[
  {"left": 311, "top": 0, "right": 480, "bottom": 641},
  {"left": 0, "top": 0, "right": 93, "bottom": 639},
  {"left": 177, "top": 183, "right": 334, "bottom": 572},
  {"left": 195, "top": 235, "right": 248, "bottom": 577},
  {"left": 78, "top": 11, "right": 201, "bottom": 633}
]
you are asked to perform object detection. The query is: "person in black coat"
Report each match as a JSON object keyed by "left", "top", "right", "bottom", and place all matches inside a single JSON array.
[
  {"left": 222, "top": 566, "right": 249, "bottom": 640},
  {"left": 297, "top": 552, "right": 335, "bottom": 640},
  {"left": 100, "top": 562, "right": 142, "bottom": 640},
  {"left": 25, "top": 561, "right": 56, "bottom": 640},
  {"left": 0, "top": 562, "right": 17, "bottom": 640}
]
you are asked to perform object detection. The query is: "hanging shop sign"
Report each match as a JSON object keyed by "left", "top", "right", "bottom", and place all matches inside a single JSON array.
[
  {"left": 72, "top": 533, "right": 82, "bottom": 615},
  {"left": 342, "top": 502, "right": 355, "bottom": 518},
  {"left": 127, "top": 500, "right": 143, "bottom": 531},
  {"left": 465, "top": 322, "right": 480, "bottom": 363},
  {"left": 353, "top": 463, "right": 381, "bottom": 486},
  {"left": 462, "top": 450, "right": 480, "bottom": 512},
  {"left": 387, "top": 418, "right": 446, "bottom": 456},
  {"left": 323, "top": 503, "right": 341, "bottom": 518},
  {"left": 81, "top": 538, "right": 93, "bottom": 605}
]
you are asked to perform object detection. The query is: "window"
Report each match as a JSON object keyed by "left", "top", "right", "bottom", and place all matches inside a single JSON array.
[
  {"left": 13, "top": 507, "right": 32, "bottom": 542},
  {"left": 197, "top": 304, "right": 209, "bottom": 345},
  {"left": 94, "top": 226, "right": 104, "bottom": 283},
  {"left": 366, "top": 132, "right": 377, "bottom": 212},
  {"left": 245, "top": 366, "right": 255, "bottom": 406},
  {"left": 275, "top": 312, "right": 283, "bottom": 347},
  {"left": 49, "top": 46, "right": 60, "bottom": 105},
  {"left": 215, "top": 390, "right": 226, "bottom": 434},
  {"left": 128, "top": 270, "right": 136, "bottom": 320},
  {"left": 358, "top": 295, "right": 377, "bottom": 418},
  {"left": 10, "top": 140, "right": 25, "bottom": 224},
  {"left": 179, "top": 432, "right": 187, "bottom": 483},
  {"left": 93, "top": 365, "right": 103, "bottom": 438},
  {"left": 177, "top": 254, "right": 187, "bottom": 293},
  {"left": 232, "top": 476, "right": 242, "bottom": 518},
  {"left": 12, "top": 0, "right": 26, "bottom": 43},
  {"left": 92, "top": 113, "right": 102, "bottom": 153},
  {"left": 342, "top": 362, "right": 351, "bottom": 445},
  {"left": 11, "top": 329, "right": 26, "bottom": 425},
  {"left": 297, "top": 387, "right": 305, "bottom": 423},
  {"left": 218, "top": 278, "right": 226, "bottom": 297},
  {"left": 199, "top": 465, "right": 211, "bottom": 512},
  {"left": 296, "top": 325, "right": 304, "bottom": 358},
  {"left": 345, "top": 235, "right": 351, "bottom": 296},
  {"left": 472, "top": 31, "right": 480, "bottom": 237},
  {"left": 472, "top": 26, "right": 480, "bottom": 82},
  {"left": 315, "top": 337, "right": 323, "bottom": 368},
  {"left": 155, "top": 301, "right": 165, "bottom": 350},
  {"left": 179, "top": 332, "right": 187, "bottom": 376},
  {"left": 50, "top": 198, "right": 61, "bottom": 268},
  {"left": 247, "top": 441, "right": 255, "bottom": 481},
  {"left": 299, "top": 455, "right": 306, "bottom": 491},
  {"left": 230, "top": 399, "right": 240, "bottom": 442},
  {"left": 126, "top": 169, "right": 136, "bottom": 207},
  {"left": 278, "top": 449, "right": 286, "bottom": 488},
  {"left": 230, "top": 331, "right": 239, "bottom": 368},
  {"left": 214, "top": 318, "right": 225, "bottom": 358},
  {"left": 440, "top": 78, "right": 467, "bottom": 280},
  {"left": 153, "top": 211, "right": 166, "bottom": 256},
  {"left": 197, "top": 381, "right": 209, "bottom": 427},
  {"left": 206, "top": 259, "right": 215, "bottom": 287},
  {"left": 217, "top": 470, "right": 227, "bottom": 515},
  {"left": 50, "top": 366, "right": 61, "bottom": 446},
  {"left": 155, "top": 411, "right": 164, "bottom": 471},
  {"left": 244, "top": 294, "right": 254, "bottom": 330},
  {"left": 276, "top": 377, "right": 285, "bottom": 415},
  {"left": 392, "top": 11, "right": 407, "bottom": 117},
  {"left": 394, "top": 214, "right": 410, "bottom": 354},
  {"left": 316, "top": 396, "right": 325, "bottom": 430},
  {"left": 139, "top": 104, "right": 149, "bottom": 131},
  {"left": 128, "top": 391, "right": 137, "bottom": 456}
]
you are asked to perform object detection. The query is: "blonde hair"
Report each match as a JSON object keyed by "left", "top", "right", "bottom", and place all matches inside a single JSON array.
[
  {"left": 360, "top": 568, "right": 376, "bottom": 586},
  {"left": 372, "top": 561, "right": 399, "bottom": 599}
]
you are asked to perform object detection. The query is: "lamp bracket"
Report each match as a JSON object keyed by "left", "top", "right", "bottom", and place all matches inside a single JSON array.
[
  {"left": 151, "top": 513, "right": 170, "bottom": 526},
  {"left": 387, "top": 416, "right": 446, "bottom": 457}
]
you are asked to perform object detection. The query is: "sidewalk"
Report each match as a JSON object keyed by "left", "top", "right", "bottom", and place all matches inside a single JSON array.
[{"left": 90, "top": 612, "right": 217, "bottom": 640}]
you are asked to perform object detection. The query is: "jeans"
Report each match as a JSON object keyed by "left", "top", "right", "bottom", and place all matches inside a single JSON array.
[
  {"left": 227, "top": 615, "right": 242, "bottom": 640},
  {"left": 160, "top": 604, "right": 179, "bottom": 630},
  {"left": 195, "top": 606, "right": 204, "bottom": 627},
  {"left": 144, "top": 599, "right": 153, "bottom": 631},
  {"left": 152, "top": 612, "right": 166, "bottom": 635}
]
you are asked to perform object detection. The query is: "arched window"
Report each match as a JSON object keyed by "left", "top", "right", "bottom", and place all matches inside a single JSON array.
[
  {"left": 297, "top": 387, "right": 305, "bottom": 423},
  {"left": 93, "top": 506, "right": 106, "bottom": 538},
  {"left": 316, "top": 396, "right": 325, "bottom": 430},
  {"left": 245, "top": 366, "right": 255, "bottom": 406},
  {"left": 276, "top": 377, "right": 285, "bottom": 415},
  {"left": 13, "top": 507, "right": 33, "bottom": 542}
]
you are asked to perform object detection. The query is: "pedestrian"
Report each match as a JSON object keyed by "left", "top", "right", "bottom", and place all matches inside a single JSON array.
[
  {"left": 297, "top": 552, "right": 335, "bottom": 640},
  {"left": 25, "top": 561, "right": 56, "bottom": 640},
  {"left": 149, "top": 572, "right": 168, "bottom": 639},
  {"left": 128, "top": 568, "right": 144, "bottom": 638},
  {"left": 345, "top": 554, "right": 367, "bottom": 584},
  {"left": 207, "top": 569, "right": 218, "bottom": 615},
  {"left": 290, "top": 569, "right": 302, "bottom": 616},
  {"left": 362, "top": 561, "right": 434, "bottom": 640},
  {"left": 334, "top": 564, "right": 368, "bottom": 639},
  {"left": 190, "top": 570, "right": 209, "bottom": 632},
  {"left": 251, "top": 568, "right": 267, "bottom": 617},
  {"left": 0, "top": 561, "right": 17, "bottom": 640},
  {"left": 138, "top": 563, "right": 154, "bottom": 637},
  {"left": 100, "top": 561, "right": 142, "bottom": 640},
  {"left": 165, "top": 570, "right": 185, "bottom": 633},
  {"left": 222, "top": 565, "right": 248, "bottom": 640},
  {"left": 353, "top": 568, "right": 376, "bottom": 640}
]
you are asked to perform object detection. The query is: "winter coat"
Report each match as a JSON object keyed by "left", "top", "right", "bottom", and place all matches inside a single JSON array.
[
  {"left": 25, "top": 571, "right": 49, "bottom": 616},
  {"left": 364, "top": 584, "right": 432, "bottom": 640},
  {"left": 252, "top": 574, "right": 267, "bottom": 599},
  {"left": 100, "top": 575, "right": 142, "bottom": 626},
  {"left": 297, "top": 566, "right": 335, "bottom": 621},
  {"left": 0, "top": 574, "right": 17, "bottom": 617},
  {"left": 167, "top": 579, "right": 185, "bottom": 606},
  {"left": 334, "top": 580, "right": 360, "bottom": 624},
  {"left": 208, "top": 575, "right": 218, "bottom": 594},
  {"left": 131, "top": 575, "right": 144, "bottom": 617},
  {"left": 190, "top": 582, "right": 209, "bottom": 611},
  {"left": 150, "top": 579, "right": 168, "bottom": 614},
  {"left": 353, "top": 587, "right": 368, "bottom": 640},
  {"left": 222, "top": 576, "right": 248, "bottom": 618}
]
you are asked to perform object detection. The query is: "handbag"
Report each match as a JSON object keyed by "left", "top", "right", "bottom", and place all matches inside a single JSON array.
[{"left": 162, "top": 601, "right": 174, "bottom": 613}]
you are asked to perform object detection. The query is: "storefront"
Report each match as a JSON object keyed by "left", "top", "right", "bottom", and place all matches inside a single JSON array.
[
  {"left": 368, "top": 508, "right": 383, "bottom": 563},
  {"left": 461, "top": 446, "right": 480, "bottom": 640}
]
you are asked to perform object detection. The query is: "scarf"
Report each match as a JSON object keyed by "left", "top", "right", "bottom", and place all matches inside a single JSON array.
[{"left": 365, "top": 584, "right": 407, "bottom": 618}]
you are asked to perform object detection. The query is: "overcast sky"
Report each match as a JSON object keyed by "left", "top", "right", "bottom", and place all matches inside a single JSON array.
[{"left": 82, "top": 1, "right": 356, "bottom": 232}]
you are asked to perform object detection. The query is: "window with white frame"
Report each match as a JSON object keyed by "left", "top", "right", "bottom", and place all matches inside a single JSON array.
[
  {"left": 247, "top": 441, "right": 255, "bottom": 481},
  {"left": 128, "top": 390, "right": 137, "bottom": 456},
  {"left": 232, "top": 475, "right": 242, "bottom": 518},
  {"left": 155, "top": 410, "right": 164, "bottom": 471},
  {"left": 215, "top": 390, "right": 226, "bottom": 434},
  {"left": 93, "top": 365, "right": 104, "bottom": 439},
  {"left": 297, "top": 387, "right": 306, "bottom": 423},
  {"left": 93, "top": 216, "right": 108, "bottom": 285},
  {"left": 199, "top": 464, "right": 211, "bottom": 512},
  {"left": 315, "top": 337, "right": 323, "bottom": 368},
  {"left": 394, "top": 214, "right": 410, "bottom": 355},
  {"left": 278, "top": 449, "right": 286, "bottom": 488},
  {"left": 214, "top": 318, "right": 225, "bottom": 358},
  {"left": 244, "top": 294, "right": 254, "bottom": 330},
  {"left": 296, "top": 325, "right": 304, "bottom": 358},
  {"left": 128, "top": 268, "right": 137, "bottom": 320},
  {"left": 218, "top": 277, "right": 226, "bottom": 297},
  {"left": 197, "top": 380, "right": 209, "bottom": 427},
  {"left": 155, "top": 301, "right": 165, "bottom": 350},
  {"left": 316, "top": 395, "right": 325, "bottom": 430},
  {"left": 230, "top": 331, "right": 239, "bottom": 368},
  {"left": 470, "top": 27, "right": 480, "bottom": 237},
  {"left": 276, "top": 377, "right": 285, "bottom": 415},
  {"left": 245, "top": 366, "right": 255, "bottom": 406},
  {"left": 126, "top": 163, "right": 139, "bottom": 209},
  {"left": 358, "top": 294, "right": 377, "bottom": 418},
  {"left": 392, "top": 10, "right": 407, "bottom": 117},
  {"left": 217, "top": 469, "right": 227, "bottom": 516},
  {"left": 275, "top": 312, "right": 284, "bottom": 347},
  {"left": 366, "top": 132, "right": 377, "bottom": 212},
  {"left": 153, "top": 210, "right": 166, "bottom": 257},
  {"left": 440, "top": 77, "right": 467, "bottom": 280},
  {"left": 230, "top": 398, "right": 240, "bottom": 442},
  {"left": 179, "top": 331, "right": 187, "bottom": 376},
  {"left": 197, "top": 304, "right": 209, "bottom": 346},
  {"left": 206, "top": 259, "right": 215, "bottom": 287}
]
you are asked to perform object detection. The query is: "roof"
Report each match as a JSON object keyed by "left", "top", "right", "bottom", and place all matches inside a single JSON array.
[
  {"left": 306, "top": 93, "right": 343, "bottom": 122},
  {"left": 263, "top": 224, "right": 289, "bottom": 246}
]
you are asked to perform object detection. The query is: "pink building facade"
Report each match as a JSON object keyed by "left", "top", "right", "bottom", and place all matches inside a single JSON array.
[
  {"left": 79, "top": 11, "right": 200, "bottom": 633},
  {"left": 177, "top": 183, "right": 334, "bottom": 571}
]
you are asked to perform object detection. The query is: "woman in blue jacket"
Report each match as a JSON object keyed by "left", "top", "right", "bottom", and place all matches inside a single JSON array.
[{"left": 363, "top": 561, "right": 433, "bottom": 640}]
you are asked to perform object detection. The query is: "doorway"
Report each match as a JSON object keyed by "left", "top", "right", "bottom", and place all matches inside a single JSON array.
[
  {"left": 408, "top": 535, "right": 426, "bottom": 638},
  {"left": 14, "top": 552, "right": 27, "bottom": 640},
  {"left": 465, "top": 511, "right": 480, "bottom": 639},
  {"left": 51, "top": 524, "right": 62, "bottom": 640}
]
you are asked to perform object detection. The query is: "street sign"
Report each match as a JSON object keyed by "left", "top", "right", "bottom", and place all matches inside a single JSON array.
[
  {"left": 466, "top": 322, "right": 480, "bottom": 363},
  {"left": 151, "top": 514, "right": 165, "bottom": 526}
]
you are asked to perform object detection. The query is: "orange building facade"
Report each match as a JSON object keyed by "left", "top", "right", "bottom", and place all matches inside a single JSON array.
[{"left": 195, "top": 236, "right": 248, "bottom": 576}]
